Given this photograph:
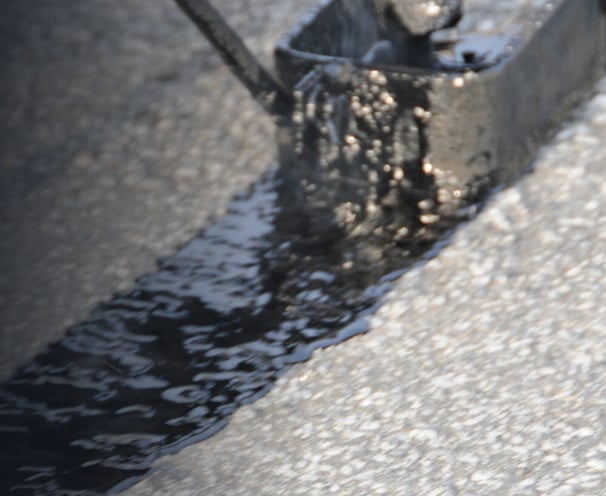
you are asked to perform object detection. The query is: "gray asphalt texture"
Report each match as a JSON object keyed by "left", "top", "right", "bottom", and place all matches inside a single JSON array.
[
  {"left": 128, "top": 83, "right": 606, "bottom": 495},
  {"left": 2, "top": 1, "right": 606, "bottom": 495},
  {"left": 0, "top": 0, "right": 315, "bottom": 379}
]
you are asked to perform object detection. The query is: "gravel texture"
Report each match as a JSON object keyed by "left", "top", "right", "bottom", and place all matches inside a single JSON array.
[
  {"left": 127, "top": 76, "right": 606, "bottom": 496},
  {"left": 3, "top": 0, "right": 606, "bottom": 495}
]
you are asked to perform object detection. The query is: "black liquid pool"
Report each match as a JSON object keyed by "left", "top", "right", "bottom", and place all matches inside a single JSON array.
[{"left": 0, "top": 161, "right": 464, "bottom": 494}]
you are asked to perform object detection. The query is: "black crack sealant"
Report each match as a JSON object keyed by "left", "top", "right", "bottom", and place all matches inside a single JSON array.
[
  {"left": 0, "top": 158, "right": 456, "bottom": 494},
  {"left": 1, "top": 4, "right": 456, "bottom": 491}
]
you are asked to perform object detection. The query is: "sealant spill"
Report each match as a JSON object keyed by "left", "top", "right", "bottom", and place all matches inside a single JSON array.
[
  {"left": 0, "top": 14, "right": 471, "bottom": 492},
  {"left": 0, "top": 162, "right": 456, "bottom": 494},
  {"left": 0, "top": 16, "right": 488, "bottom": 492}
]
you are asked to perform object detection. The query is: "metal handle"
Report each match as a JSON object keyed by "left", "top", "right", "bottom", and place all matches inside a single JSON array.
[{"left": 175, "top": 0, "right": 293, "bottom": 116}]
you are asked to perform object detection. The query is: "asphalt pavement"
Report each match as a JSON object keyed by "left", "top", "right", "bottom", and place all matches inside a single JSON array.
[
  {"left": 126, "top": 78, "right": 606, "bottom": 495},
  {"left": 0, "top": 0, "right": 315, "bottom": 380},
  {"left": 2, "top": 1, "right": 606, "bottom": 495}
]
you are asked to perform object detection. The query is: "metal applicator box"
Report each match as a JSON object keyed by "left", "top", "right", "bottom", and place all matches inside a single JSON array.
[{"left": 274, "top": 0, "right": 606, "bottom": 223}]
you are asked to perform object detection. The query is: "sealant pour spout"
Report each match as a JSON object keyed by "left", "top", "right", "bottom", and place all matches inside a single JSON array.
[{"left": 174, "top": 0, "right": 293, "bottom": 117}]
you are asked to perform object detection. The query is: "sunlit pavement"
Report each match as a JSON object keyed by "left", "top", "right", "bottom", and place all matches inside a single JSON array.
[
  {"left": 127, "top": 80, "right": 606, "bottom": 495},
  {"left": 3, "top": 1, "right": 606, "bottom": 494}
]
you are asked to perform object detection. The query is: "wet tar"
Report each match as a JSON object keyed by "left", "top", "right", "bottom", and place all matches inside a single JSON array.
[
  {"left": 0, "top": 158, "right": 460, "bottom": 494},
  {"left": 0, "top": 2, "right": 528, "bottom": 492}
]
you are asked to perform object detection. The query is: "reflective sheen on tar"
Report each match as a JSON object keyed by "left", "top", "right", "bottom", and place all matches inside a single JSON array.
[{"left": 0, "top": 162, "right": 456, "bottom": 494}]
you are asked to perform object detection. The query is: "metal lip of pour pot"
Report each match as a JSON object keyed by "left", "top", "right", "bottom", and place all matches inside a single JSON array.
[{"left": 177, "top": 0, "right": 606, "bottom": 233}]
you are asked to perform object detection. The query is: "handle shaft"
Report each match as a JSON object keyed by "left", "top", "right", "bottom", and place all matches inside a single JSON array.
[{"left": 175, "top": 0, "right": 292, "bottom": 116}]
